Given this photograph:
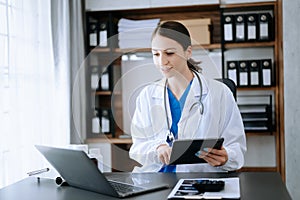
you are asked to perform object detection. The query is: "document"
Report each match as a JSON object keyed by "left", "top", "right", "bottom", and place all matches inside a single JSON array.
[
  {"left": 168, "top": 177, "right": 240, "bottom": 199},
  {"left": 118, "top": 18, "right": 160, "bottom": 49}
]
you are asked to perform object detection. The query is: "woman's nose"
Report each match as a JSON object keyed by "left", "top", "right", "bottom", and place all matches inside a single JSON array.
[{"left": 159, "top": 54, "right": 168, "bottom": 65}]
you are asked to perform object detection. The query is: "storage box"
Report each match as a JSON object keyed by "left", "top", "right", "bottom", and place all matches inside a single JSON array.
[{"left": 176, "top": 18, "right": 211, "bottom": 45}]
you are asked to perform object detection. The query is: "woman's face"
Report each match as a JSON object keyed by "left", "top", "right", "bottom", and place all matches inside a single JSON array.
[{"left": 151, "top": 34, "right": 191, "bottom": 78}]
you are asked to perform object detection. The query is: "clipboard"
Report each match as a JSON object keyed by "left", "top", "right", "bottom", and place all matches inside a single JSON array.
[{"left": 169, "top": 138, "right": 224, "bottom": 165}]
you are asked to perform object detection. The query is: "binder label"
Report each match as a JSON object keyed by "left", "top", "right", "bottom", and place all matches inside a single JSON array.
[
  {"left": 91, "top": 73, "right": 99, "bottom": 90},
  {"left": 99, "top": 30, "right": 108, "bottom": 47},
  {"left": 101, "top": 116, "right": 110, "bottom": 133},
  {"left": 101, "top": 73, "right": 109, "bottom": 90},
  {"left": 228, "top": 69, "right": 237, "bottom": 85},
  {"left": 89, "top": 33, "right": 97, "bottom": 47},
  {"left": 262, "top": 69, "right": 271, "bottom": 86},
  {"left": 250, "top": 71, "right": 259, "bottom": 85},
  {"left": 260, "top": 23, "right": 269, "bottom": 39},
  {"left": 236, "top": 24, "right": 245, "bottom": 41},
  {"left": 248, "top": 25, "right": 256, "bottom": 40},
  {"left": 224, "top": 24, "right": 233, "bottom": 41},
  {"left": 240, "top": 72, "right": 248, "bottom": 86}
]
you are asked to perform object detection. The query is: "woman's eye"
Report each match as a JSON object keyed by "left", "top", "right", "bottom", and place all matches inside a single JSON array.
[
  {"left": 152, "top": 53, "right": 159, "bottom": 56},
  {"left": 166, "top": 52, "right": 175, "bottom": 55}
]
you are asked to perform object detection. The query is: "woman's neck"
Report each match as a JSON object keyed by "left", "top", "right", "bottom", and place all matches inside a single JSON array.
[{"left": 167, "top": 69, "right": 194, "bottom": 99}]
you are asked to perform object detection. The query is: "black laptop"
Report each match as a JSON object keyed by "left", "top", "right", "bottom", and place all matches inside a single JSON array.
[{"left": 35, "top": 145, "right": 169, "bottom": 198}]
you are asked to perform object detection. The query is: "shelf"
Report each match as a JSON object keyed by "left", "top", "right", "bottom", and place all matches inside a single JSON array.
[
  {"left": 91, "top": 43, "right": 222, "bottom": 54},
  {"left": 224, "top": 41, "right": 275, "bottom": 49},
  {"left": 94, "top": 91, "right": 112, "bottom": 96},
  {"left": 94, "top": 91, "right": 121, "bottom": 96},
  {"left": 90, "top": 42, "right": 273, "bottom": 53},
  {"left": 86, "top": 137, "right": 132, "bottom": 144},
  {"left": 237, "top": 86, "right": 276, "bottom": 91},
  {"left": 245, "top": 132, "right": 274, "bottom": 136},
  {"left": 238, "top": 166, "right": 277, "bottom": 172},
  {"left": 90, "top": 47, "right": 111, "bottom": 52},
  {"left": 220, "top": 2, "right": 275, "bottom": 9}
]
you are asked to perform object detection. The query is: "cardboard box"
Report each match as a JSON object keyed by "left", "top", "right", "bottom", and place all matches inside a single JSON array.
[{"left": 176, "top": 18, "right": 211, "bottom": 45}]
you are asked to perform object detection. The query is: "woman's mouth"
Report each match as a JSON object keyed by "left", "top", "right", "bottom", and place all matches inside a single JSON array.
[{"left": 161, "top": 67, "right": 172, "bottom": 73}]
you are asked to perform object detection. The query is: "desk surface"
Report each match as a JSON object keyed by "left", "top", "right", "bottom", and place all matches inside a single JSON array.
[{"left": 0, "top": 172, "right": 291, "bottom": 200}]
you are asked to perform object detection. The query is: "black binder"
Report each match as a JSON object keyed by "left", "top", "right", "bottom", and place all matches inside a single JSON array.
[
  {"left": 249, "top": 60, "right": 261, "bottom": 86},
  {"left": 88, "top": 21, "right": 98, "bottom": 47},
  {"left": 246, "top": 14, "right": 258, "bottom": 41},
  {"left": 91, "top": 67, "right": 100, "bottom": 90},
  {"left": 261, "top": 59, "right": 273, "bottom": 86},
  {"left": 227, "top": 61, "right": 238, "bottom": 86},
  {"left": 258, "top": 13, "right": 273, "bottom": 41},
  {"left": 99, "top": 108, "right": 114, "bottom": 135},
  {"left": 98, "top": 21, "right": 108, "bottom": 47},
  {"left": 98, "top": 65, "right": 113, "bottom": 91},
  {"left": 238, "top": 61, "right": 249, "bottom": 87},
  {"left": 223, "top": 15, "right": 235, "bottom": 42},
  {"left": 235, "top": 15, "right": 246, "bottom": 42}
]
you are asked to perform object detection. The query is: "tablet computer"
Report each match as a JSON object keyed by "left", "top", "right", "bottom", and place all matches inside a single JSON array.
[{"left": 168, "top": 138, "right": 224, "bottom": 165}]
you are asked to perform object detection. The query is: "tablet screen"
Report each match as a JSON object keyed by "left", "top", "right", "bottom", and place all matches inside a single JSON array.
[{"left": 168, "top": 138, "right": 224, "bottom": 165}]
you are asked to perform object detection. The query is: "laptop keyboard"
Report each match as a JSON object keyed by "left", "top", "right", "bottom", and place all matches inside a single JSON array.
[{"left": 108, "top": 180, "right": 145, "bottom": 194}]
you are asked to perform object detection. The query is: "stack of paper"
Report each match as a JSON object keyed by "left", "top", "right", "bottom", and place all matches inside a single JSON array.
[
  {"left": 168, "top": 177, "right": 240, "bottom": 199},
  {"left": 118, "top": 18, "right": 160, "bottom": 49}
]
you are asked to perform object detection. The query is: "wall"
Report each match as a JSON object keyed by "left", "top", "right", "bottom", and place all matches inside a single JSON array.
[{"left": 283, "top": 1, "right": 300, "bottom": 199}]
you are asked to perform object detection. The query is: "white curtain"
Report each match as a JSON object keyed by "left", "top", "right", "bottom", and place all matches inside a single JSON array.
[
  {"left": 0, "top": 0, "right": 85, "bottom": 188},
  {"left": 51, "top": 0, "right": 86, "bottom": 144}
]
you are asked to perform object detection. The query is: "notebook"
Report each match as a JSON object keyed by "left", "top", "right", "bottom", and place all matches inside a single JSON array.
[{"left": 35, "top": 145, "right": 169, "bottom": 198}]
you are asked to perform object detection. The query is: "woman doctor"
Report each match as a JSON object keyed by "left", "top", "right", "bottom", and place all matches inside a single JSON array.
[{"left": 129, "top": 21, "right": 246, "bottom": 173}]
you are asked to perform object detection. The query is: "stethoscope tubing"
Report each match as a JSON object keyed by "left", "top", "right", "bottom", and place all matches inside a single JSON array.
[{"left": 164, "top": 69, "right": 204, "bottom": 144}]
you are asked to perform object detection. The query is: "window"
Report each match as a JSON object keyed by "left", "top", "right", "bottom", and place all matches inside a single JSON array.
[{"left": 0, "top": 0, "right": 69, "bottom": 188}]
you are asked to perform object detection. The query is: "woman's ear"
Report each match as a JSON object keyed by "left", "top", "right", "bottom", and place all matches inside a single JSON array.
[{"left": 186, "top": 45, "right": 192, "bottom": 60}]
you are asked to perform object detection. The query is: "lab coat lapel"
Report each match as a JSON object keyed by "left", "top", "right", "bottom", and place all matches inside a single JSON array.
[
  {"left": 179, "top": 74, "right": 209, "bottom": 139},
  {"left": 151, "top": 79, "right": 172, "bottom": 130}
]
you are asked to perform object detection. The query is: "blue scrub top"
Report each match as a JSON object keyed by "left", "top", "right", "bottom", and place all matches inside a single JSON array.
[{"left": 159, "top": 80, "right": 193, "bottom": 172}]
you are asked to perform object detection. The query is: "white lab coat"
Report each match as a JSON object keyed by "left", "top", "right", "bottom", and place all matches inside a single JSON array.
[{"left": 129, "top": 73, "right": 247, "bottom": 172}]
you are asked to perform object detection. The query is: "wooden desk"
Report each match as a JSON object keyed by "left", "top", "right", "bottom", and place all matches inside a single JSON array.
[{"left": 0, "top": 172, "right": 291, "bottom": 200}]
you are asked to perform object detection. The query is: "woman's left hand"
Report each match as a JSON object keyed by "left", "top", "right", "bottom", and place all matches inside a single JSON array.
[{"left": 197, "top": 146, "right": 228, "bottom": 167}]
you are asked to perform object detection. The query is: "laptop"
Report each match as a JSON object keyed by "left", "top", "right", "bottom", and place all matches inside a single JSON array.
[{"left": 35, "top": 145, "right": 169, "bottom": 198}]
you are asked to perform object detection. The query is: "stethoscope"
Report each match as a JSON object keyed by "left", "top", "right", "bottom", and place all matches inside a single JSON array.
[{"left": 164, "top": 69, "right": 204, "bottom": 145}]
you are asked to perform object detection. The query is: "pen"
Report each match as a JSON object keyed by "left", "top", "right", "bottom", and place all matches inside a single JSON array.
[{"left": 27, "top": 168, "right": 50, "bottom": 176}]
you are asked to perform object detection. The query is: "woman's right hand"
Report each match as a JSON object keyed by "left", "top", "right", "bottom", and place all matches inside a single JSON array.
[{"left": 156, "top": 144, "right": 172, "bottom": 165}]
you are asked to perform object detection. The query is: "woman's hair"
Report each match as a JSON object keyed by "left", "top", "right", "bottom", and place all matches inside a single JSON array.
[{"left": 151, "top": 21, "right": 201, "bottom": 72}]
